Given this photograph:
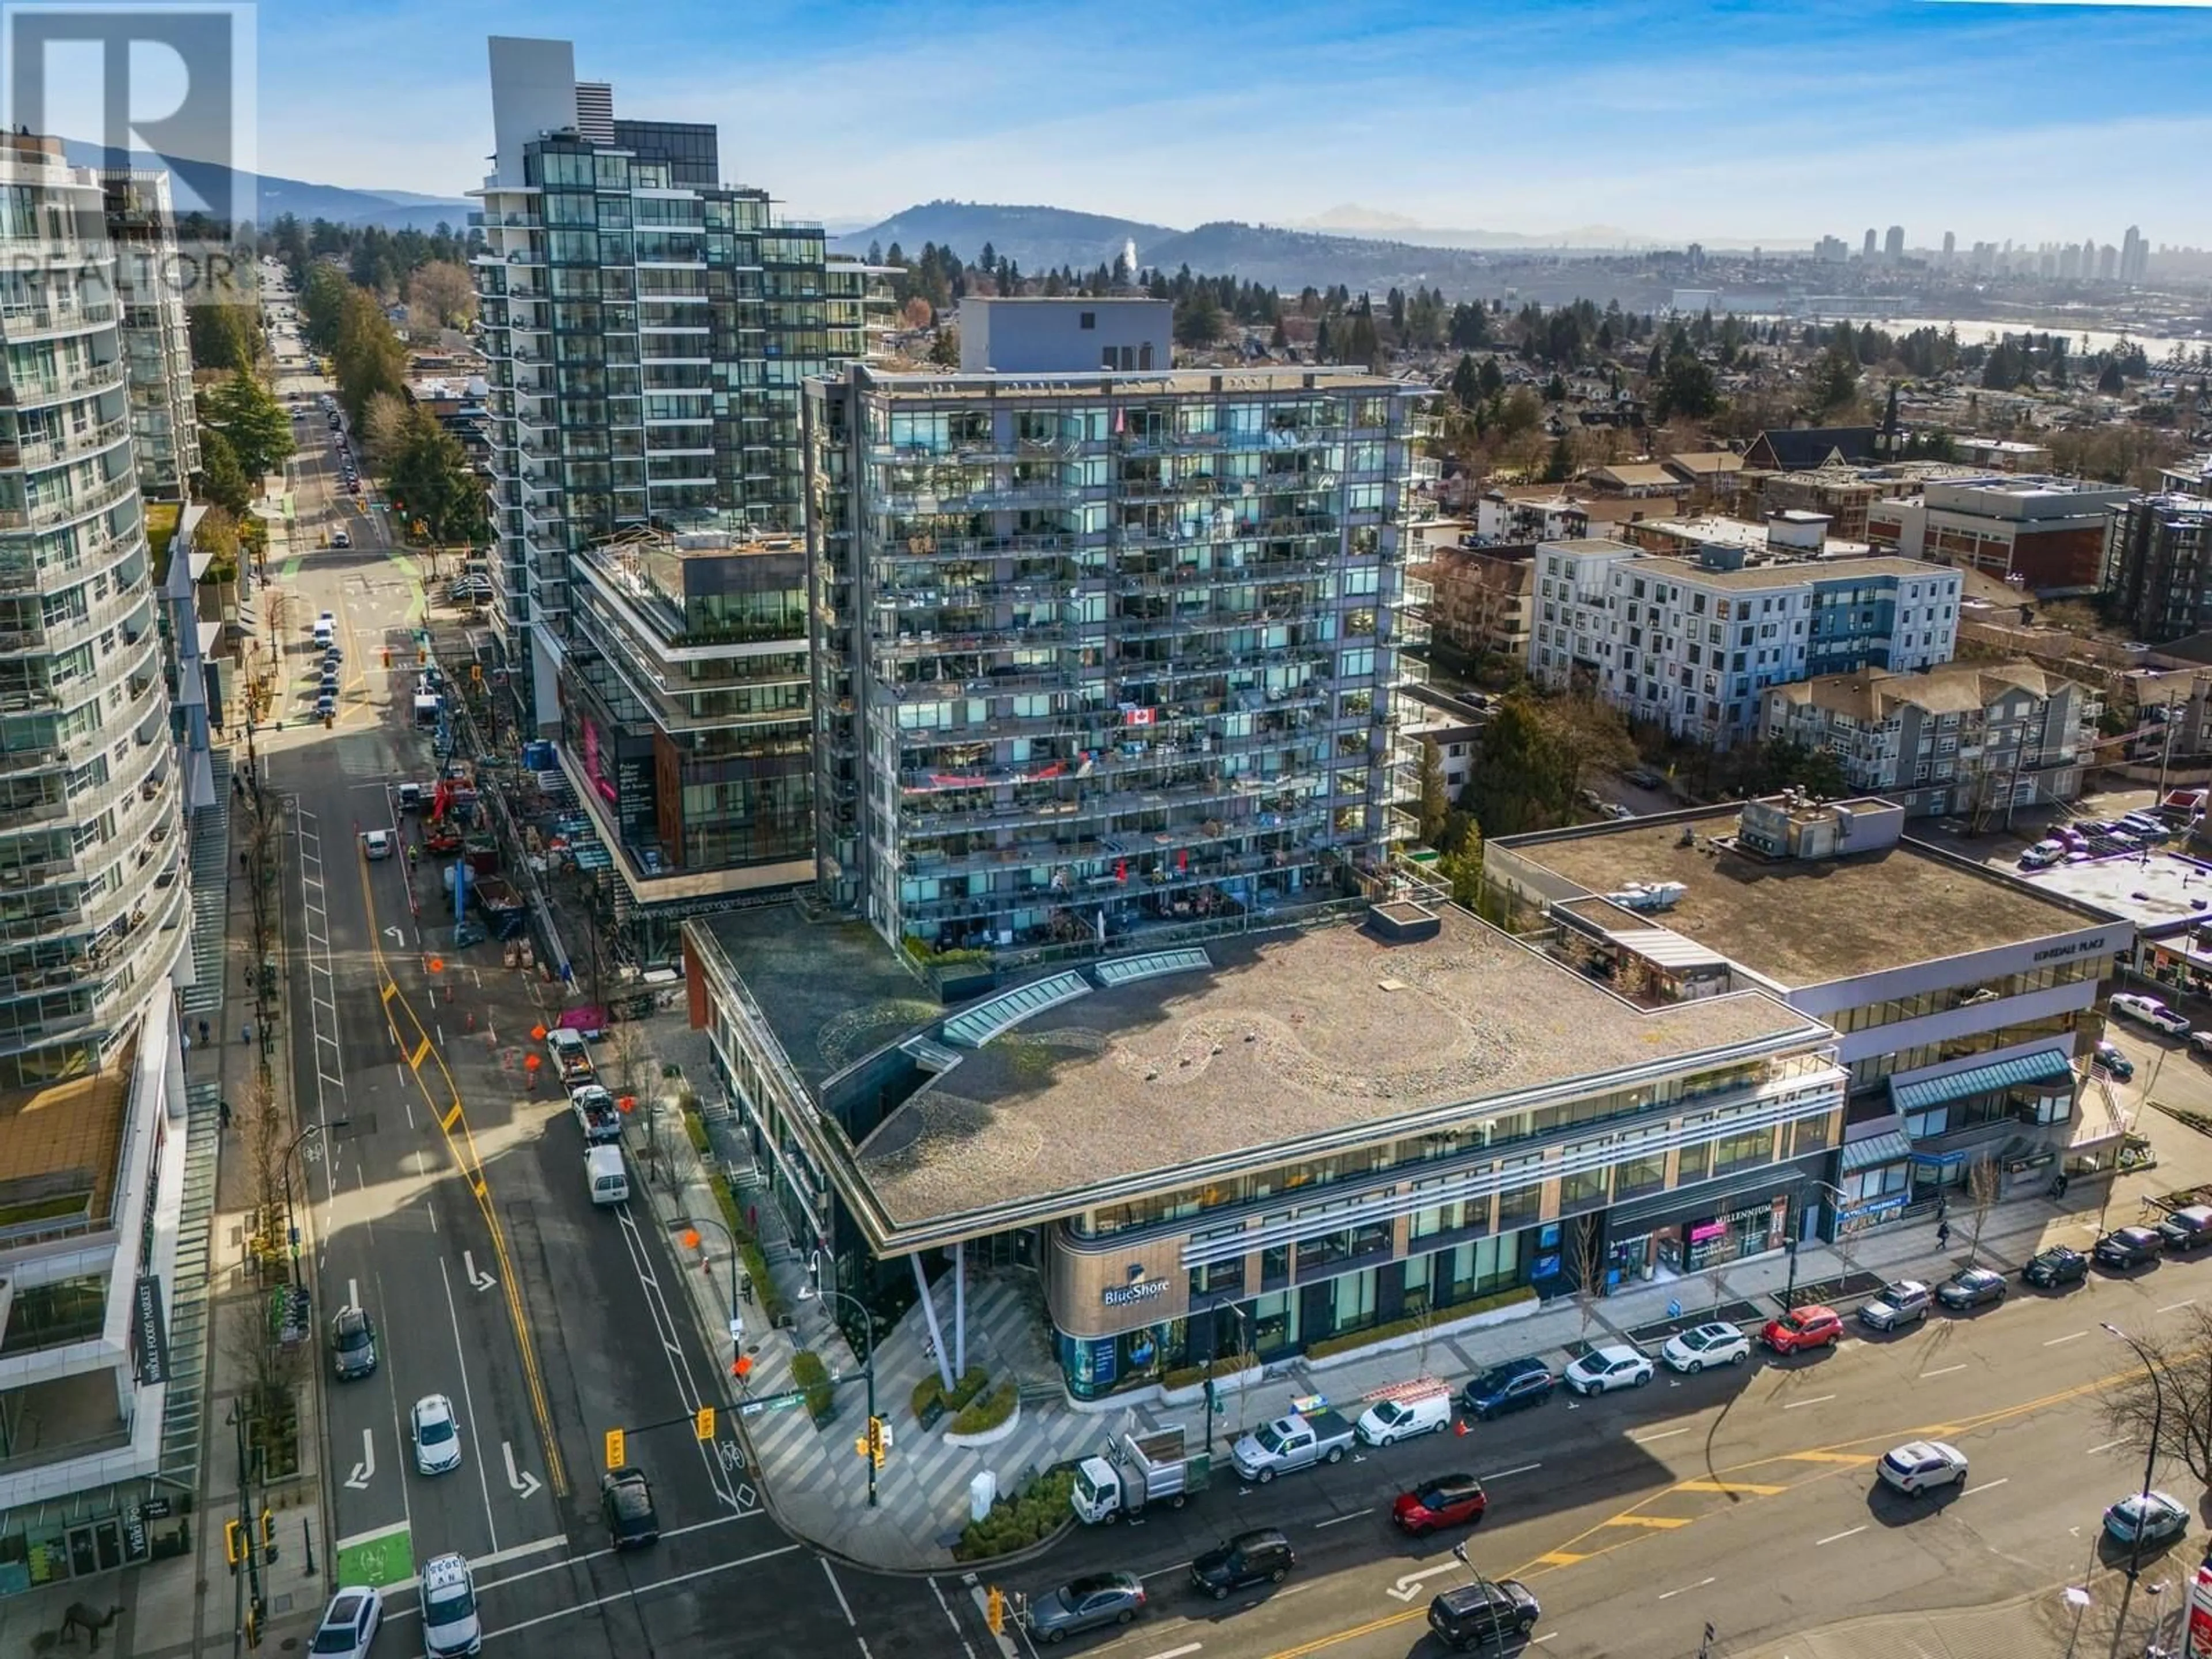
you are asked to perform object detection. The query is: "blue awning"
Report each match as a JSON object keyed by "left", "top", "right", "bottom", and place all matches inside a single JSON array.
[
  {"left": 1841, "top": 1129, "right": 1916, "bottom": 1172},
  {"left": 1890, "top": 1048, "right": 2074, "bottom": 1113}
]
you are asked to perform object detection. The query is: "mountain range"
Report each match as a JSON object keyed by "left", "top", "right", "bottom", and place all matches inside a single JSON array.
[{"left": 59, "top": 139, "right": 474, "bottom": 231}]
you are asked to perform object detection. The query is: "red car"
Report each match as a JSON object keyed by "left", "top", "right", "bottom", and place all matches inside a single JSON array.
[
  {"left": 1760, "top": 1304, "right": 1843, "bottom": 1355},
  {"left": 1391, "top": 1472, "right": 1487, "bottom": 1536}
]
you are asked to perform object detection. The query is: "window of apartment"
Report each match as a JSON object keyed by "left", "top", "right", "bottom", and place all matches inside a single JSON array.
[{"left": 1080, "top": 311, "right": 1096, "bottom": 329}]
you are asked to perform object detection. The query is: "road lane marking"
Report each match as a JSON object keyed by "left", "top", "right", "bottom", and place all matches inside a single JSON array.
[
  {"left": 1677, "top": 1479, "right": 1786, "bottom": 1495},
  {"left": 2161, "top": 1300, "right": 2197, "bottom": 1312},
  {"left": 1780, "top": 1452, "right": 1874, "bottom": 1465},
  {"left": 821, "top": 1558, "right": 858, "bottom": 1627},
  {"left": 437, "top": 1256, "right": 501, "bottom": 1554},
  {"left": 1657, "top": 1577, "right": 1715, "bottom": 1600},
  {"left": 1135, "top": 1647, "right": 1201, "bottom": 1659},
  {"left": 2045, "top": 1331, "right": 2088, "bottom": 1346},
  {"left": 1816, "top": 1525, "right": 1867, "bottom": 1546},
  {"left": 1783, "top": 1395, "right": 1836, "bottom": 1410},
  {"left": 1484, "top": 1463, "right": 1542, "bottom": 1479},
  {"left": 1315, "top": 1509, "right": 1374, "bottom": 1528},
  {"left": 1921, "top": 1364, "right": 1968, "bottom": 1378},
  {"left": 345, "top": 1427, "right": 375, "bottom": 1490},
  {"left": 1631, "top": 1427, "right": 1692, "bottom": 1443},
  {"left": 476, "top": 1543, "right": 804, "bottom": 1641},
  {"left": 2088, "top": 1438, "right": 2130, "bottom": 1454},
  {"left": 1533, "top": 1551, "right": 1586, "bottom": 1566},
  {"left": 925, "top": 1576, "right": 980, "bottom": 1659},
  {"left": 1602, "top": 1515, "right": 1691, "bottom": 1530},
  {"left": 1385, "top": 1563, "right": 1463, "bottom": 1601},
  {"left": 1964, "top": 1478, "right": 2010, "bottom": 1496}
]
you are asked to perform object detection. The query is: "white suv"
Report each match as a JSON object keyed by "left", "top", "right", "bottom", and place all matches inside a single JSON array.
[{"left": 2111, "top": 993, "right": 2191, "bottom": 1036}]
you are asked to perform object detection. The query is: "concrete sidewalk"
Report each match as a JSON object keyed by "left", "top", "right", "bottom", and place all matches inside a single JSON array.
[{"left": 618, "top": 1006, "right": 2212, "bottom": 1574}]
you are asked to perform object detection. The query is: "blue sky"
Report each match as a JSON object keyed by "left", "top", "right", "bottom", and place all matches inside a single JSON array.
[{"left": 251, "top": 0, "right": 2212, "bottom": 244}]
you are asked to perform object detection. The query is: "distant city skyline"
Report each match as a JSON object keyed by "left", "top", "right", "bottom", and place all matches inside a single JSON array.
[{"left": 247, "top": 1, "right": 2210, "bottom": 245}]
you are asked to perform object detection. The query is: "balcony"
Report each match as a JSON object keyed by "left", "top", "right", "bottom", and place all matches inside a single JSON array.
[
  {"left": 0, "top": 470, "right": 137, "bottom": 535},
  {"left": 0, "top": 360, "right": 128, "bottom": 407},
  {"left": 0, "top": 297, "right": 118, "bottom": 338},
  {"left": 0, "top": 416, "right": 132, "bottom": 472}
]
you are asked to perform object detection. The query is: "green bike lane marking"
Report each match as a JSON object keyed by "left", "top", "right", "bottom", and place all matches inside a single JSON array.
[{"left": 332, "top": 1521, "right": 414, "bottom": 1588}]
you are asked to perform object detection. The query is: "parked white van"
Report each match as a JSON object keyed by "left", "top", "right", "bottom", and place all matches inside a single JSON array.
[
  {"left": 586, "top": 1145, "right": 628, "bottom": 1206},
  {"left": 1355, "top": 1383, "right": 1455, "bottom": 1446}
]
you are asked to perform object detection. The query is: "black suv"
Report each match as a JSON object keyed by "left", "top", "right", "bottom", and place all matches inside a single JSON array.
[
  {"left": 1429, "top": 1578, "right": 1541, "bottom": 1649},
  {"left": 1461, "top": 1357, "right": 1555, "bottom": 1421},
  {"left": 329, "top": 1307, "right": 377, "bottom": 1381},
  {"left": 2160, "top": 1205, "right": 2212, "bottom": 1253},
  {"left": 2095, "top": 1226, "right": 2165, "bottom": 1270},
  {"left": 1190, "top": 1529, "right": 1296, "bottom": 1600}
]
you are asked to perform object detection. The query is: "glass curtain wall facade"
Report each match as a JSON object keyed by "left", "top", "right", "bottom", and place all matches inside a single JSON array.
[
  {"left": 472, "top": 127, "right": 868, "bottom": 732},
  {"left": 805, "top": 367, "right": 1431, "bottom": 956},
  {"left": 0, "top": 135, "right": 188, "bottom": 1086},
  {"left": 95, "top": 172, "right": 198, "bottom": 502}
]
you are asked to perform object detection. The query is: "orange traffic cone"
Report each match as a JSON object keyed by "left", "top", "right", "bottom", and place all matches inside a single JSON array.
[{"left": 1453, "top": 1419, "right": 1469, "bottom": 1437}]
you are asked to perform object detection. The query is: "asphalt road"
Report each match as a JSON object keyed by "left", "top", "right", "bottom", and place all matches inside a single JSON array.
[
  {"left": 260, "top": 333, "right": 975, "bottom": 1658},
  {"left": 994, "top": 1218, "right": 2212, "bottom": 1659}
]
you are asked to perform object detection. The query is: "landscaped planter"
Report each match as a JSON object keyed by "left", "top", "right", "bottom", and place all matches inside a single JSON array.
[
  {"left": 1161, "top": 1362, "right": 1263, "bottom": 1408},
  {"left": 942, "top": 1393, "right": 1021, "bottom": 1449}
]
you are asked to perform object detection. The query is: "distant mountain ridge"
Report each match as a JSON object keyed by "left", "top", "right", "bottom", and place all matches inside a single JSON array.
[{"left": 58, "top": 139, "right": 472, "bottom": 230}]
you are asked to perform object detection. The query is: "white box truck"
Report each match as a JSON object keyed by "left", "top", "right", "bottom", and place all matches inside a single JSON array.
[{"left": 1071, "top": 1426, "right": 1213, "bottom": 1524}]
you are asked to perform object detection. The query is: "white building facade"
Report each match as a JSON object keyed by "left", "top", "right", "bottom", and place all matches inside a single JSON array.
[{"left": 1529, "top": 540, "right": 1963, "bottom": 746}]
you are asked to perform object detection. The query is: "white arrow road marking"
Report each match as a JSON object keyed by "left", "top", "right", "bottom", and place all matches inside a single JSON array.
[
  {"left": 503, "top": 1441, "right": 542, "bottom": 1501},
  {"left": 384, "top": 926, "right": 405, "bottom": 945},
  {"left": 347, "top": 1279, "right": 359, "bottom": 1314},
  {"left": 464, "top": 1251, "right": 496, "bottom": 1292},
  {"left": 346, "top": 1429, "right": 376, "bottom": 1490},
  {"left": 1386, "top": 1562, "right": 1465, "bottom": 1602}
]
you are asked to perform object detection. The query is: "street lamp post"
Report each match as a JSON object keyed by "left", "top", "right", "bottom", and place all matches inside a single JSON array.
[
  {"left": 675, "top": 1214, "right": 744, "bottom": 1374},
  {"left": 282, "top": 1119, "right": 348, "bottom": 1290},
  {"left": 800, "top": 1256, "right": 877, "bottom": 1509},
  {"left": 1200, "top": 1297, "right": 1252, "bottom": 1456},
  {"left": 2101, "top": 1322, "right": 2166, "bottom": 1659}
]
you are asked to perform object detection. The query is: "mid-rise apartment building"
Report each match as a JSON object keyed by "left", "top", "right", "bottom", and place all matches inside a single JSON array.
[
  {"left": 96, "top": 171, "right": 199, "bottom": 501},
  {"left": 2103, "top": 493, "right": 2212, "bottom": 642},
  {"left": 1528, "top": 539, "right": 1962, "bottom": 745},
  {"left": 472, "top": 35, "right": 870, "bottom": 727},
  {"left": 1868, "top": 474, "right": 2135, "bottom": 592},
  {"left": 560, "top": 525, "right": 814, "bottom": 945},
  {"left": 1411, "top": 541, "right": 1536, "bottom": 664},
  {"left": 0, "top": 132, "right": 199, "bottom": 1572},
  {"left": 1762, "top": 661, "right": 2099, "bottom": 819},
  {"left": 804, "top": 301, "right": 1430, "bottom": 956}
]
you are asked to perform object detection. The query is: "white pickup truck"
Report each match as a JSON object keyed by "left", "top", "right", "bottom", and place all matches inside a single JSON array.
[{"left": 1231, "top": 1408, "right": 1355, "bottom": 1484}]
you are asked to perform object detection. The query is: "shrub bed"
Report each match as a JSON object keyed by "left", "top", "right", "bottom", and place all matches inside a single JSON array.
[
  {"left": 1161, "top": 1353, "right": 1256, "bottom": 1393},
  {"left": 949, "top": 1378, "right": 1017, "bottom": 1436},
  {"left": 910, "top": 1374, "right": 943, "bottom": 1422},
  {"left": 952, "top": 1466, "right": 1075, "bottom": 1562},
  {"left": 790, "top": 1349, "right": 834, "bottom": 1423},
  {"left": 1303, "top": 1286, "right": 1537, "bottom": 1361},
  {"left": 945, "top": 1365, "right": 990, "bottom": 1412},
  {"left": 704, "top": 1170, "right": 787, "bottom": 1328}
]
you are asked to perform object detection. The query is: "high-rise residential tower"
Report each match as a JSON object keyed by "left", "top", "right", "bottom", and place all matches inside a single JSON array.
[
  {"left": 0, "top": 130, "right": 199, "bottom": 1552},
  {"left": 471, "top": 36, "right": 872, "bottom": 730},
  {"left": 1883, "top": 225, "right": 1905, "bottom": 263},
  {"left": 97, "top": 171, "right": 200, "bottom": 502},
  {"left": 805, "top": 298, "right": 1431, "bottom": 957}
]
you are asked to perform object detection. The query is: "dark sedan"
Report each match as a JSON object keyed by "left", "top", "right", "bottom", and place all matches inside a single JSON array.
[
  {"left": 1189, "top": 1530, "right": 1296, "bottom": 1600},
  {"left": 329, "top": 1307, "right": 377, "bottom": 1381},
  {"left": 2024, "top": 1245, "right": 2090, "bottom": 1289},
  {"left": 2095, "top": 1226, "right": 2165, "bottom": 1270},
  {"left": 601, "top": 1466, "right": 659, "bottom": 1550},
  {"left": 1025, "top": 1573, "right": 1145, "bottom": 1643},
  {"left": 1935, "top": 1266, "right": 2008, "bottom": 1311}
]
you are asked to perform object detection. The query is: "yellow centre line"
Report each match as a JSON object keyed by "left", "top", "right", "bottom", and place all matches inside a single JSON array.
[
  {"left": 356, "top": 855, "right": 569, "bottom": 1498},
  {"left": 1253, "top": 1367, "right": 2129, "bottom": 1659}
]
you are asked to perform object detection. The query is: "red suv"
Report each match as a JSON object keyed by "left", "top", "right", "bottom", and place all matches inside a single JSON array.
[
  {"left": 1760, "top": 1304, "right": 1843, "bottom": 1355},
  {"left": 1392, "top": 1474, "right": 1488, "bottom": 1536}
]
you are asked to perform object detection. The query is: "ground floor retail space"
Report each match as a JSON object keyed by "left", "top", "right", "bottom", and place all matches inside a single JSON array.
[{"left": 0, "top": 1483, "right": 187, "bottom": 1596}]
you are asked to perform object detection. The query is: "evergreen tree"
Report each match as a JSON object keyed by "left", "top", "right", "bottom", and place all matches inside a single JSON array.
[
  {"left": 202, "top": 369, "right": 293, "bottom": 479},
  {"left": 1450, "top": 354, "right": 1482, "bottom": 410},
  {"left": 1543, "top": 434, "right": 1576, "bottom": 483},
  {"left": 1478, "top": 357, "right": 1505, "bottom": 399},
  {"left": 195, "top": 426, "right": 253, "bottom": 515}
]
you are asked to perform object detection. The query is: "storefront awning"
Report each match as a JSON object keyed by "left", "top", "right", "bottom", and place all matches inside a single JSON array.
[
  {"left": 1890, "top": 1048, "right": 2074, "bottom": 1114},
  {"left": 1606, "top": 1166, "right": 1805, "bottom": 1233},
  {"left": 1842, "top": 1130, "right": 1915, "bottom": 1173}
]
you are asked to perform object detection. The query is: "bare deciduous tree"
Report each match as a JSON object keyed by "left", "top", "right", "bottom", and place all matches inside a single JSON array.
[
  {"left": 1567, "top": 1214, "right": 1607, "bottom": 1341},
  {"left": 1965, "top": 1157, "right": 2003, "bottom": 1262},
  {"left": 2099, "top": 1309, "right": 2212, "bottom": 1487}
]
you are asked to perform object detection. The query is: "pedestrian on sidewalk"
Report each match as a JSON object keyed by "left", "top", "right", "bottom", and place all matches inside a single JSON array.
[
  {"left": 218, "top": 1099, "right": 232, "bottom": 1131},
  {"left": 241, "top": 1021, "right": 252, "bottom": 1046},
  {"left": 240, "top": 850, "right": 248, "bottom": 872},
  {"left": 199, "top": 1018, "right": 210, "bottom": 1047},
  {"left": 1937, "top": 1220, "right": 1952, "bottom": 1251}
]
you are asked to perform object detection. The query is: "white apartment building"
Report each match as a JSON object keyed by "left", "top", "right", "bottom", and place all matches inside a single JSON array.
[
  {"left": 1529, "top": 540, "right": 1963, "bottom": 746},
  {"left": 1763, "top": 661, "right": 2100, "bottom": 819}
]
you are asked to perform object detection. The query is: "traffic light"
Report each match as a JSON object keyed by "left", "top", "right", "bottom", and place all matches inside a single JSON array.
[
  {"left": 604, "top": 1427, "right": 626, "bottom": 1470},
  {"left": 984, "top": 1588, "right": 1006, "bottom": 1635},
  {"left": 260, "top": 1509, "right": 277, "bottom": 1556},
  {"left": 244, "top": 1601, "right": 262, "bottom": 1648},
  {"left": 224, "top": 1518, "right": 246, "bottom": 1567},
  {"left": 694, "top": 1405, "right": 716, "bottom": 1442},
  {"left": 865, "top": 1415, "right": 887, "bottom": 1469}
]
